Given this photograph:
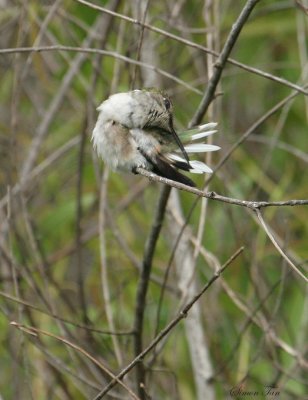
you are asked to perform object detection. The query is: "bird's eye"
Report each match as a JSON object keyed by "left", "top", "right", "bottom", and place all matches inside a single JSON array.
[{"left": 163, "top": 97, "right": 171, "bottom": 110}]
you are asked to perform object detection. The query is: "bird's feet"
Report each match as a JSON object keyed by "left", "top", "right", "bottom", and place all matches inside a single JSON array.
[{"left": 132, "top": 166, "right": 138, "bottom": 175}]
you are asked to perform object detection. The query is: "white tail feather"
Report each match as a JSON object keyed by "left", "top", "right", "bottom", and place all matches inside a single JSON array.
[
  {"left": 191, "top": 130, "right": 217, "bottom": 140},
  {"left": 167, "top": 154, "right": 213, "bottom": 174},
  {"left": 168, "top": 154, "right": 186, "bottom": 162},
  {"left": 189, "top": 160, "right": 213, "bottom": 174},
  {"left": 180, "top": 144, "right": 220, "bottom": 153},
  {"left": 167, "top": 122, "right": 219, "bottom": 175},
  {"left": 198, "top": 122, "right": 218, "bottom": 131}
]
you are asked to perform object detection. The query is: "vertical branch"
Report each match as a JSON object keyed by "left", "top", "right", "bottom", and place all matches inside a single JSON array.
[
  {"left": 131, "top": 0, "right": 151, "bottom": 89},
  {"left": 99, "top": 168, "right": 123, "bottom": 366},
  {"left": 133, "top": 185, "right": 171, "bottom": 399},
  {"left": 75, "top": 118, "right": 89, "bottom": 324},
  {"left": 190, "top": 0, "right": 261, "bottom": 127}
]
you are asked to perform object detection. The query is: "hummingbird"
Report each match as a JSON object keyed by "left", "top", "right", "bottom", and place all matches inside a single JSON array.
[{"left": 92, "top": 88, "right": 220, "bottom": 187}]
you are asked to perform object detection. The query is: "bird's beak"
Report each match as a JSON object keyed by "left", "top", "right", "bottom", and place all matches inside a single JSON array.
[{"left": 169, "top": 117, "right": 190, "bottom": 165}]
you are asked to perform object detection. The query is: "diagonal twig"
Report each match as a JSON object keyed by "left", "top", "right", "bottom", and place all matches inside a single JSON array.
[
  {"left": 93, "top": 247, "right": 244, "bottom": 400},
  {"left": 254, "top": 209, "right": 308, "bottom": 283},
  {"left": 10, "top": 322, "right": 139, "bottom": 400}
]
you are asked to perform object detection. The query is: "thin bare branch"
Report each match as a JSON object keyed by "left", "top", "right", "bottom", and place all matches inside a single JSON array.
[
  {"left": 135, "top": 168, "right": 308, "bottom": 209},
  {"left": 0, "top": 289, "right": 133, "bottom": 336},
  {"left": 93, "top": 247, "right": 243, "bottom": 399},
  {"left": 10, "top": 322, "right": 139, "bottom": 400},
  {"left": 99, "top": 169, "right": 124, "bottom": 366},
  {"left": 0, "top": 45, "right": 202, "bottom": 94},
  {"left": 133, "top": 185, "right": 171, "bottom": 398},
  {"left": 73, "top": 0, "right": 308, "bottom": 97},
  {"left": 255, "top": 209, "right": 308, "bottom": 283},
  {"left": 190, "top": 0, "right": 261, "bottom": 125}
]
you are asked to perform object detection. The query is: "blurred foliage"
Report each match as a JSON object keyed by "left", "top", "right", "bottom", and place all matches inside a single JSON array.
[{"left": 0, "top": 0, "right": 307, "bottom": 399}]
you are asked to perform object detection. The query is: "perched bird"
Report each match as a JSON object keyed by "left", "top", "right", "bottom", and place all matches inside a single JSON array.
[{"left": 92, "top": 88, "right": 220, "bottom": 187}]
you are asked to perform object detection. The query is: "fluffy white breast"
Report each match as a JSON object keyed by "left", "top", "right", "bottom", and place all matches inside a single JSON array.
[
  {"left": 92, "top": 115, "right": 154, "bottom": 172},
  {"left": 96, "top": 92, "right": 151, "bottom": 129}
]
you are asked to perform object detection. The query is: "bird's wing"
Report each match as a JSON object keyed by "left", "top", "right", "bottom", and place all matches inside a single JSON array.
[{"left": 149, "top": 151, "right": 196, "bottom": 187}]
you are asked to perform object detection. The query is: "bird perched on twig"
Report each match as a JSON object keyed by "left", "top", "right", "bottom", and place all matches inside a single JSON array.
[{"left": 92, "top": 88, "right": 220, "bottom": 187}]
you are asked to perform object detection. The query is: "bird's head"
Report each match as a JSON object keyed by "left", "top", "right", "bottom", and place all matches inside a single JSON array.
[
  {"left": 130, "top": 88, "right": 173, "bottom": 131},
  {"left": 134, "top": 88, "right": 190, "bottom": 164}
]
